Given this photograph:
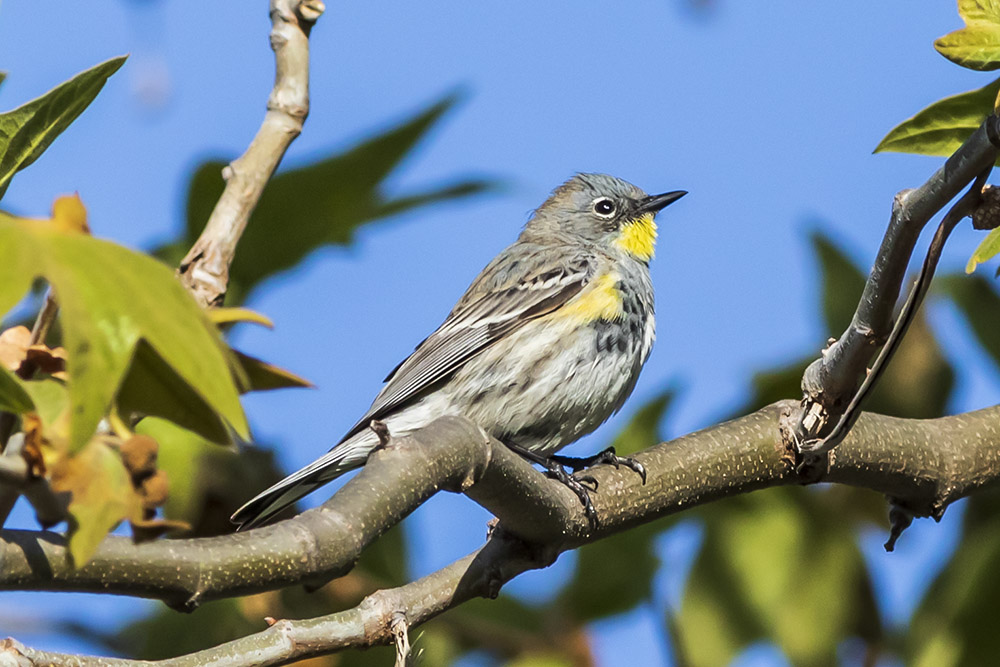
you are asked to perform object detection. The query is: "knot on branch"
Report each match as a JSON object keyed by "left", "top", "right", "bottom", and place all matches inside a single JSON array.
[
  {"left": 972, "top": 184, "right": 1000, "bottom": 230},
  {"left": 297, "top": 0, "right": 326, "bottom": 22},
  {"left": 360, "top": 589, "right": 406, "bottom": 645},
  {"left": 0, "top": 638, "right": 31, "bottom": 666}
]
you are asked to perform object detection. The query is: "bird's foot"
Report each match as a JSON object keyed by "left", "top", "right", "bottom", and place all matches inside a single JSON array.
[
  {"left": 549, "top": 446, "right": 647, "bottom": 485},
  {"left": 541, "top": 459, "right": 600, "bottom": 529},
  {"left": 369, "top": 419, "right": 391, "bottom": 450},
  {"left": 505, "top": 443, "right": 600, "bottom": 529}
]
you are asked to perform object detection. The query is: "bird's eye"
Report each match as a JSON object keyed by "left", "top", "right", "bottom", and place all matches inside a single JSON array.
[{"left": 592, "top": 197, "right": 616, "bottom": 218}]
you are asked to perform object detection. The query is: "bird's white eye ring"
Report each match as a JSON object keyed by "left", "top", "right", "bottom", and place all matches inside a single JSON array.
[{"left": 592, "top": 197, "right": 616, "bottom": 218}]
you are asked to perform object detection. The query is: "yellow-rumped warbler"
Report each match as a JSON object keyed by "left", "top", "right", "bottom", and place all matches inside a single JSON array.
[{"left": 232, "top": 173, "right": 686, "bottom": 529}]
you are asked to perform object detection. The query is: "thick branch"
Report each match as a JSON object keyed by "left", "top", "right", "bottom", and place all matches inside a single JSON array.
[
  {"left": 1, "top": 403, "right": 998, "bottom": 609},
  {"left": 0, "top": 536, "right": 546, "bottom": 667},
  {"left": 177, "top": 0, "right": 324, "bottom": 308},
  {"left": 5, "top": 403, "right": 1000, "bottom": 666},
  {"left": 797, "top": 115, "right": 1000, "bottom": 440}
]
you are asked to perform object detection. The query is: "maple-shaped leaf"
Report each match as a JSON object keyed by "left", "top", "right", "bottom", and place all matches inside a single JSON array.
[
  {"left": 0, "top": 197, "right": 249, "bottom": 452},
  {"left": 936, "top": 0, "right": 1000, "bottom": 71},
  {"left": 0, "top": 56, "right": 126, "bottom": 199}
]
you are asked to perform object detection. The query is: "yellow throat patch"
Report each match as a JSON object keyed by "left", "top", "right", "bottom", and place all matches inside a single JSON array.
[
  {"left": 614, "top": 213, "right": 657, "bottom": 262},
  {"left": 556, "top": 273, "right": 624, "bottom": 322}
]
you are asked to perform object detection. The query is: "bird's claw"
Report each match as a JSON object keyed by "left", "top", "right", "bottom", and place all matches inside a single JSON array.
[{"left": 551, "top": 446, "right": 647, "bottom": 485}]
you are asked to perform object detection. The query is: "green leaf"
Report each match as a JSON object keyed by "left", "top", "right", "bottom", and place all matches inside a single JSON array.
[
  {"left": 446, "top": 594, "right": 553, "bottom": 652},
  {"left": 51, "top": 438, "right": 137, "bottom": 566},
  {"left": 101, "top": 598, "right": 259, "bottom": 660},
  {"left": 935, "top": 0, "right": 1000, "bottom": 70},
  {"left": 812, "top": 230, "right": 866, "bottom": 333},
  {"left": 354, "top": 522, "right": 409, "bottom": 587},
  {"left": 0, "top": 365, "right": 33, "bottom": 414},
  {"left": 735, "top": 232, "right": 954, "bottom": 419},
  {"left": 232, "top": 350, "right": 313, "bottom": 393},
  {"left": 815, "top": 231, "right": 954, "bottom": 419},
  {"left": 505, "top": 655, "right": 574, "bottom": 667},
  {"left": 0, "top": 56, "right": 126, "bottom": 198},
  {"left": 136, "top": 417, "right": 276, "bottom": 534},
  {"left": 874, "top": 76, "right": 1000, "bottom": 158},
  {"left": 870, "top": 315, "right": 955, "bottom": 419},
  {"left": 116, "top": 341, "right": 235, "bottom": 446},
  {"left": 21, "top": 377, "right": 67, "bottom": 429},
  {"left": 939, "top": 274, "right": 1000, "bottom": 367},
  {"left": 155, "top": 93, "right": 497, "bottom": 304},
  {"left": 674, "top": 488, "right": 881, "bottom": 667},
  {"left": 558, "top": 521, "right": 665, "bottom": 623},
  {"left": 0, "top": 208, "right": 248, "bottom": 452},
  {"left": 907, "top": 514, "right": 1000, "bottom": 667},
  {"left": 966, "top": 226, "right": 1000, "bottom": 273},
  {"left": 609, "top": 388, "right": 674, "bottom": 456}
]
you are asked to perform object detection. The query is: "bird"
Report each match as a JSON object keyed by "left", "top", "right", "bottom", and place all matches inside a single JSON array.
[{"left": 231, "top": 173, "right": 686, "bottom": 530}]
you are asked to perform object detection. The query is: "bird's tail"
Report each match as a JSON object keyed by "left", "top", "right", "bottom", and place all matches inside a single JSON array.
[{"left": 230, "top": 442, "right": 368, "bottom": 530}]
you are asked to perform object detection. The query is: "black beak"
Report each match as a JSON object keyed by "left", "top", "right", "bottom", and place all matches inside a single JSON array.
[{"left": 637, "top": 190, "right": 687, "bottom": 214}]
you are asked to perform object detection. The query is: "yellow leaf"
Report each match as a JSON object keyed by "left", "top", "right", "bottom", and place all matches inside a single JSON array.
[
  {"left": 206, "top": 307, "right": 274, "bottom": 328},
  {"left": 234, "top": 350, "right": 313, "bottom": 393},
  {"left": 0, "top": 210, "right": 249, "bottom": 452},
  {"left": 51, "top": 194, "right": 89, "bottom": 234},
  {"left": 51, "top": 438, "right": 139, "bottom": 566},
  {"left": 966, "top": 226, "right": 1000, "bottom": 273}
]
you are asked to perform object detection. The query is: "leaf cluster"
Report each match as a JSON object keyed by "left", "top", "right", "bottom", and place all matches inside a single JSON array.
[
  {"left": 876, "top": 0, "right": 1000, "bottom": 273},
  {"left": 0, "top": 60, "right": 489, "bottom": 567}
]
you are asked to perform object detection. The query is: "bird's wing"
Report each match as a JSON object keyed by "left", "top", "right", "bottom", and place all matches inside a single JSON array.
[{"left": 339, "top": 244, "right": 595, "bottom": 442}]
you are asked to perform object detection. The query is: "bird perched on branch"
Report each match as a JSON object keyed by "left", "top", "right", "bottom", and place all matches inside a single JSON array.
[{"left": 232, "top": 173, "right": 686, "bottom": 530}]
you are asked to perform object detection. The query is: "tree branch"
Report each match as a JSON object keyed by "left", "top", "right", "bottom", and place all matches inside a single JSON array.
[
  {"left": 1, "top": 403, "right": 998, "bottom": 611},
  {"left": 177, "top": 0, "right": 324, "bottom": 308},
  {"left": 800, "top": 168, "right": 992, "bottom": 455},
  {"left": 4, "top": 402, "right": 1000, "bottom": 665},
  {"left": 796, "top": 114, "right": 1000, "bottom": 443}
]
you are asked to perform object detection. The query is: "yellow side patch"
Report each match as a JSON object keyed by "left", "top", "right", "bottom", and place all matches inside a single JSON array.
[
  {"left": 555, "top": 273, "right": 623, "bottom": 322},
  {"left": 614, "top": 213, "right": 657, "bottom": 261}
]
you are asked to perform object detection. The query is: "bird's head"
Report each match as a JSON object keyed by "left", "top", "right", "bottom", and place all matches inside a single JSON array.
[{"left": 521, "top": 173, "right": 686, "bottom": 263}]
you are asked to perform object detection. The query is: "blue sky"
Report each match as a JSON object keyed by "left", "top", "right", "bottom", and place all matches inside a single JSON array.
[{"left": 1, "top": 1, "right": 997, "bottom": 664}]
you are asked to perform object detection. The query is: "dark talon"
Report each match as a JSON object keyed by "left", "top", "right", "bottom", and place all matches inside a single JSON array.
[
  {"left": 551, "top": 446, "right": 647, "bottom": 485},
  {"left": 573, "top": 473, "right": 598, "bottom": 491},
  {"left": 505, "top": 442, "right": 601, "bottom": 530},
  {"left": 623, "top": 459, "right": 647, "bottom": 485}
]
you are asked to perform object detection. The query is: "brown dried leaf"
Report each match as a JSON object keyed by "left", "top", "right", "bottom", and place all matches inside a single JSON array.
[
  {"left": 130, "top": 515, "right": 190, "bottom": 543},
  {"left": 50, "top": 437, "right": 140, "bottom": 566},
  {"left": 139, "top": 470, "right": 169, "bottom": 509},
  {"left": 0, "top": 324, "right": 68, "bottom": 379},
  {"left": 120, "top": 434, "right": 158, "bottom": 480},
  {"left": 21, "top": 413, "right": 46, "bottom": 477},
  {"left": 24, "top": 344, "right": 67, "bottom": 379},
  {"left": 0, "top": 325, "right": 31, "bottom": 371}
]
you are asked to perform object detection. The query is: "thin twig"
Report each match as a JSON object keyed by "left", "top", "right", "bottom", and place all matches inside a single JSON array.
[
  {"left": 800, "top": 167, "right": 993, "bottom": 454},
  {"left": 177, "top": 0, "right": 324, "bottom": 307},
  {"left": 28, "top": 289, "right": 59, "bottom": 345},
  {"left": 796, "top": 114, "right": 1000, "bottom": 445},
  {"left": 0, "top": 287, "right": 64, "bottom": 523},
  {"left": 0, "top": 434, "right": 64, "bottom": 528}
]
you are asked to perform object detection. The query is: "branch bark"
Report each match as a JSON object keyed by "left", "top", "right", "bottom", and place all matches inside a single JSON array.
[
  {"left": 177, "top": 0, "right": 324, "bottom": 308},
  {"left": 796, "top": 114, "right": 1000, "bottom": 444},
  {"left": 1, "top": 403, "right": 998, "bottom": 610},
  {"left": 4, "top": 402, "right": 1000, "bottom": 665}
]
